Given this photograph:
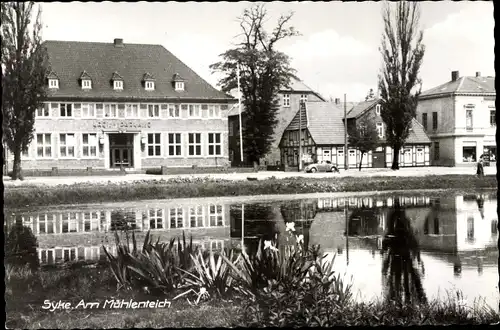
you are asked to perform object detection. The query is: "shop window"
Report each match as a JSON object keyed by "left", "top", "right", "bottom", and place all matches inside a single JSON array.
[{"left": 462, "top": 146, "right": 476, "bottom": 162}]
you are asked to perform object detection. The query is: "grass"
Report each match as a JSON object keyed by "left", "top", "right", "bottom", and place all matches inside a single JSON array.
[
  {"left": 5, "top": 264, "right": 499, "bottom": 328},
  {"left": 4, "top": 174, "right": 497, "bottom": 208}
]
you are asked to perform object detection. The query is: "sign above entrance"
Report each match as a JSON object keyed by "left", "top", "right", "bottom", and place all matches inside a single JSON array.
[{"left": 93, "top": 120, "right": 151, "bottom": 130}]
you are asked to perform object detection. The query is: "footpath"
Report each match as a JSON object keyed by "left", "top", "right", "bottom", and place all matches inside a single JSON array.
[{"left": 2, "top": 165, "right": 497, "bottom": 188}]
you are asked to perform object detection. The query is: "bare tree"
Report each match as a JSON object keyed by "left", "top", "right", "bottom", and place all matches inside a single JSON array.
[
  {"left": 378, "top": 1, "right": 425, "bottom": 170},
  {"left": 1, "top": 2, "right": 48, "bottom": 180},
  {"left": 210, "top": 4, "right": 299, "bottom": 166}
]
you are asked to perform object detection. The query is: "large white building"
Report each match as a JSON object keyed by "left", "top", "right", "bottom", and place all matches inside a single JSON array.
[{"left": 416, "top": 70, "right": 496, "bottom": 166}]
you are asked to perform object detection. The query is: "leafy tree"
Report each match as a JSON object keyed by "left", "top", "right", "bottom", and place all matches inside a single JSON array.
[
  {"left": 1, "top": 2, "right": 48, "bottom": 180},
  {"left": 378, "top": 1, "right": 425, "bottom": 170},
  {"left": 210, "top": 4, "right": 299, "bottom": 166},
  {"left": 348, "top": 115, "right": 380, "bottom": 171},
  {"left": 365, "top": 88, "right": 375, "bottom": 101}
]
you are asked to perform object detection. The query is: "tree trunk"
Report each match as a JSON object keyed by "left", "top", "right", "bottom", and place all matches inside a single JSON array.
[
  {"left": 392, "top": 145, "right": 400, "bottom": 170},
  {"left": 12, "top": 145, "right": 22, "bottom": 180},
  {"left": 359, "top": 152, "right": 364, "bottom": 171}
]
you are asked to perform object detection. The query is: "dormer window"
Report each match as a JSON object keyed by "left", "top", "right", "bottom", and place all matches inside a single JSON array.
[
  {"left": 172, "top": 73, "right": 186, "bottom": 92},
  {"left": 111, "top": 71, "right": 124, "bottom": 91},
  {"left": 79, "top": 71, "right": 92, "bottom": 90},
  {"left": 114, "top": 80, "right": 123, "bottom": 90},
  {"left": 48, "top": 79, "right": 59, "bottom": 89},
  {"left": 82, "top": 79, "right": 92, "bottom": 89},
  {"left": 175, "top": 81, "right": 184, "bottom": 91},
  {"left": 47, "top": 70, "right": 59, "bottom": 89},
  {"left": 145, "top": 81, "right": 155, "bottom": 91},
  {"left": 143, "top": 72, "right": 155, "bottom": 91}
]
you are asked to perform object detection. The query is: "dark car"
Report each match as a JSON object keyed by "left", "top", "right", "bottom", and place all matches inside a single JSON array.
[{"left": 304, "top": 160, "right": 339, "bottom": 173}]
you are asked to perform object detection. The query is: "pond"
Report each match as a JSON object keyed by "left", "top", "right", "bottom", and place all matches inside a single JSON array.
[{"left": 4, "top": 190, "right": 499, "bottom": 310}]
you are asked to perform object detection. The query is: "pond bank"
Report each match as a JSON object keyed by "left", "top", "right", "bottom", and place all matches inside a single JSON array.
[{"left": 4, "top": 174, "right": 497, "bottom": 208}]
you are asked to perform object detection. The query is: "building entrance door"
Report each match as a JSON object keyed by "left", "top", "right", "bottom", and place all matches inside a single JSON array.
[
  {"left": 372, "top": 147, "right": 385, "bottom": 168},
  {"left": 109, "top": 134, "right": 134, "bottom": 168},
  {"left": 416, "top": 147, "right": 424, "bottom": 163}
]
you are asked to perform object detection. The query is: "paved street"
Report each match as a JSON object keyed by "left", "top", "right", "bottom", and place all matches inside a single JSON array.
[{"left": 2, "top": 165, "right": 496, "bottom": 187}]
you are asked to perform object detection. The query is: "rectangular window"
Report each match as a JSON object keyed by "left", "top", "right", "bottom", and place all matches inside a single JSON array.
[
  {"left": 149, "top": 209, "right": 164, "bottom": 230},
  {"left": 168, "top": 104, "right": 180, "bottom": 118},
  {"left": 283, "top": 94, "right": 290, "bottom": 107},
  {"left": 82, "top": 133, "right": 98, "bottom": 158},
  {"left": 169, "top": 208, "right": 184, "bottom": 228},
  {"left": 207, "top": 105, "right": 220, "bottom": 118},
  {"left": 148, "top": 104, "right": 160, "bottom": 118},
  {"left": 490, "top": 110, "right": 496, "bottom": 127},
  {"left": 375, "top": 104, "right": 381, "bottom": 115},
  {"left": 145, "top": 81, "right": 155, "bottom": 90},
  {"left": 125, "top": 104, "right": 139, "bottom": 118},
  {"left": 432, "top": 112, "right": 438, "bottom": 130},
  {"left": 434, "top": 142, "right": 439, "bottom": 161},
  {"left": 114, "top": 80, "right": 123, "bottom": 90},
  {"left": 61, "top": 213, "right": 78, "bottom": 233},
  {"left": 462, "top": 146, "right": 476, "bottom": 162},
  {"left": 117, "top": 104, "right": 125, "bottom": 118},
  {"left": 188, "top": 133, "right": 202, "bottom": 156},
  {"left": 168, "top": 133, "right": 182, "bottom": 156},
  {"left": 49, "top": 79, "right": 58, "bottom": 89},
  {"left": 175, "top": 82, "right": 184, "bottom": 91},
  {"left": 59, "top": 133, "right": 75, "bottom": 158},
  {"left": 208, "top": 133, "right": 222, "bottom": 156},
  {"left": 376, "top": 122, "right": 383, "bottom": 138},
  {"left": 104, "top": 104, "right": 118, "bottom": 118},
  {"left": 300, "top": 94, "right": 308, "bottom": 104},
  {"left": 83, "top": 212, "right": 100, "bottom": 232},
  {"left": 38, "top": 214, "right": 55, "bottom": 234},
  {"left": 60, "top": 103, "right": 72, "bottom": 117},
  {"left": 465, "top": 109, "right": 473, "bottom": 131},
  {"left": 36, "top": 133, "right": 52, "bottom": 158},
  {"left": 189, "top": 206, "right": 204, "bottom": 228},
  {"left": 188, "top": 104, "right": 201, "bottom": 118},
  {"left": 422, "top": 113, "right": 428, "bottom": 130},
  {"left": 208, "top": 204, "right": 224, "bottom": 227},
  {"left": 36, "top": 103, "right": 50, "bottom": 117},
  {"left": 147, "top": 133, "right": 161, "bottom": 156},
  {"left": 81, "top": 103, "right": 95, "bottom": 118},
  {"left": 82, "top": 80, "right": 92, "bottom": 89}
]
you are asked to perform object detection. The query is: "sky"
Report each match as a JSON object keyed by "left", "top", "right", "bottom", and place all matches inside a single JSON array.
[{"left": 37, "top": 1, "right": 494, "bottom": 102}]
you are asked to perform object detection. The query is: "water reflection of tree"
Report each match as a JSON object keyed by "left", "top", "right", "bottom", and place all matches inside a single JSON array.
[
  {"left": 5, "top": 221, "right": 40, "bottom": 271},
  {"left": 381, "top": 197, "right": 427, "bottom": 305}
]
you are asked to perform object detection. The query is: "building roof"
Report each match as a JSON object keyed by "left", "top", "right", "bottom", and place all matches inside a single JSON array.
[
  {"left": 420, "top": 75, "right": 495, "bottom": 98},
  {"left": 284, "top": 101, "right": 431, "bottom": 145},
  {"left": 281, "top": 78, "right": 327, "bottom": 101},
  {"left": 43, "top": 40, "right": 234, "bottom": 101},
  {"left": 346, "top": 99, "right": 378, "bottom": 119}
]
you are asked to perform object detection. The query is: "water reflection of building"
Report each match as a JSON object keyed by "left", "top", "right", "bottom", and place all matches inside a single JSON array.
[
  {"left": 308, "top": 193, "right": 498, "bottom": 275},
  {"left": 7, "top": 201, "right": 231, "bottom": 265}
]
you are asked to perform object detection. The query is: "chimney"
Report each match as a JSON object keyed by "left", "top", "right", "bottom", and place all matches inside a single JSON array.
[
  {"left": 476, "top": 71, "right": 481, "bottom": 77},
  {"left": 114, "top": 38, "right": 124, "bottom": 47},
  {"left": 451, "top": 70, "right": 459, "bottom": 81}
]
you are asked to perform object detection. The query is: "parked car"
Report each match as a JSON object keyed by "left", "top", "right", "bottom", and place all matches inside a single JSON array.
[{"left": 304, "top": 160, "right": 339, "bottom": 173}]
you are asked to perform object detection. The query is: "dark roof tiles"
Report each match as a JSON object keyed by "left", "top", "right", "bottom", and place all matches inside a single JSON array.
[
  {"left": 421, "top": 76, "right": 495, "bottom": 97},
  {"left": 43, "top": 40, "right": 234, "bottom": 101}
]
